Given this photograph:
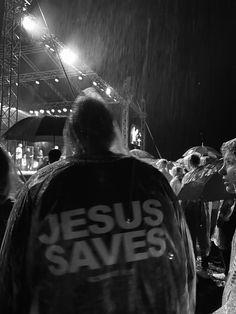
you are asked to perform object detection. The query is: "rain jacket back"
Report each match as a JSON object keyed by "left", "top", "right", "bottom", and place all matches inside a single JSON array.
[{"left": 0, "top": 154, "right": 196, "bottom": 314}]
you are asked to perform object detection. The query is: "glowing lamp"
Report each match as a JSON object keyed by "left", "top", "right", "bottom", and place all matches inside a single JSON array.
[
  {"left": 59, "top": 48, "right": 77, "bottom": 65},
  {"left": 22, "top": 16, "right": 40, "bottom": 34},
  {"left": 105, "top": 87, "right": 111, "bottom": 96}
]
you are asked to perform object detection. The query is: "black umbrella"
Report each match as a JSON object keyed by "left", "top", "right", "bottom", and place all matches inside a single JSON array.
[
  {"left": 178, "top": 159, "right": 234, "bottom": 201},
  {"left": 2, "top": 116, "right": 67, "bottom": 142}
]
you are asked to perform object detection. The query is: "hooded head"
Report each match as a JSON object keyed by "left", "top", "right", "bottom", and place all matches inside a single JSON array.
[{"left": 64, "top": 96, "right": 116, "bottom": 156}]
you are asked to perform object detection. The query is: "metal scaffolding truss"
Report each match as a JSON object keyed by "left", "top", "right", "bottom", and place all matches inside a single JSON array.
[
  {"left": 28, "top": 100, "right": 73, "bottom": 110},
  {"left": 0, "top": 0, "right": 146, "bottom": 149},
  {"left": 0, "top": 0, "right": 25, "bottom": 135}
]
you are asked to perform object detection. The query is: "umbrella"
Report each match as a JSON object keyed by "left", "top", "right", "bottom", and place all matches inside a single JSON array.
[
  {"left": 183, "top": 145, "right": 221, "bottom": 158},
  {"left": 129, "top": 149, "right": 154, "bottom": 159},
  {"left": 178, "top": 159, "right": 234, "bottom": 201},
  {"left": 2, "top": 116, "right": 67, "bottom": 142}
]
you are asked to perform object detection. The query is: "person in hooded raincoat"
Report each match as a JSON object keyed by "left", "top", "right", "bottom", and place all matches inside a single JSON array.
[
  {"left": 0, "top": 96, "right": 196, "bottom": 314},
  {"left": 214, "top": 138, "right": 236, "bottom": 314}
]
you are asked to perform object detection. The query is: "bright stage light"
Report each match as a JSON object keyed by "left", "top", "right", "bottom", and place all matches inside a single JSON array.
[
  {"left": 22, "top": 16, "right": 38, "bottom": 32},
  {"left": 59, "top": 48, "right": 77, "bottom": 65},
  {"left": 54, "top": 78, "right": 59, "bottom": 82},
  {"left": 105, "top": 87, "right": 111, "bottom": 96},
  {"left": 63, "top": 108, "right": 67, "bottom": 112},
  {"left": 93, "top": 81, "right": 97, "bottom": 86},
  {"left": 40, "top": 109, "right": 44, "bottom": 114},
  {"left": 22, "top": 15, "right": 45, "bottom": 37}
]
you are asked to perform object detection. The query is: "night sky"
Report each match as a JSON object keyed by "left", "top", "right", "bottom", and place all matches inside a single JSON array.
[{"left": 1, "top": 0, "right": 235, "bottom": 160}]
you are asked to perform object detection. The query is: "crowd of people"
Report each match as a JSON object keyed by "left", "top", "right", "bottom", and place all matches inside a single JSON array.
[{"left": 0, "top": 95, "right": 235, "bottom": 314}]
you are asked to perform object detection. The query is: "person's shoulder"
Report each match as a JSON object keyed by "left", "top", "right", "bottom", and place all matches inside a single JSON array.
[
  {"left": 27, "top": 159, "right": 71, "bottom": 190},
  {"left": 122, "top": 155, "right": 161, "bottom": 173}
]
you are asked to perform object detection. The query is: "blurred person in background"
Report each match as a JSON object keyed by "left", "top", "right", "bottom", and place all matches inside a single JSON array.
[
  {"left": 182, "top": 153, "right": 202, "bottom": 184},
  {"left": 170, "top": 165, "right": 185, "bottom": 196},
  {"left": 37, "top": 149, "right": 62, "bottom": 170},
  {"left": 48, "top": 148, "right": 62, "bottom": 164},
  {"left": 24, "top": 147, "right": 33, "bottom": 171},
  {"left": 212, "top": 196, "right": 236, "bottom": 276},
  {"left": 155, "top": 158, "right": 172, "bottom": 182},
  {"left": 214, "top": 138, "right": 236, "bottom": 314},
  {"left": 37, "top": 148, "right": 44, "bottom": 165},
  {"left": 0, "top": 96, "right": 196, "bottom": 314},
  {"left": 15, "top": 143, "right": 23, "bottom": 170}
]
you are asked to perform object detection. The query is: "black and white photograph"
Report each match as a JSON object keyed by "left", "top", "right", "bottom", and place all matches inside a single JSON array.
[{"left": 0, "top": 1, "right": 235, "bottom": 313}]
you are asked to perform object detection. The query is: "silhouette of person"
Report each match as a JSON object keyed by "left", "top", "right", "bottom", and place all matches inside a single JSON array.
[
  {"left": 15, "top": 143, "right": 23, "bottom": 169},
  {"left": 48, "top": 148, "right": 62, "bottom": 164}
]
